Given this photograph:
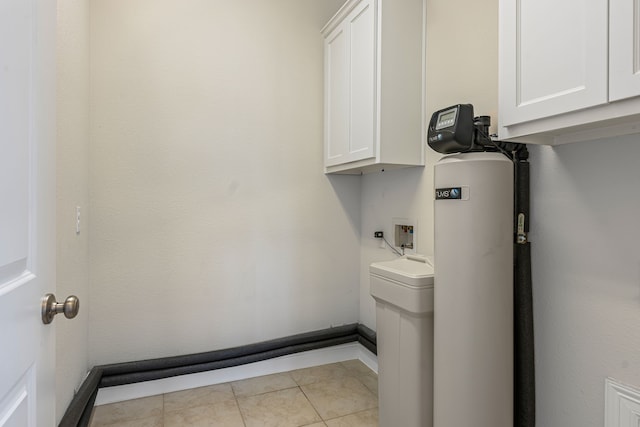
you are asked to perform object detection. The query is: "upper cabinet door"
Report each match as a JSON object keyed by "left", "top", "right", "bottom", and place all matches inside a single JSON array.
[
  {"left": 347, "top": 0, "right": 375, "bottom": 163},
  {"left": 610, "top": 0, "right": 640, "bottom": 101},
  {"left": 324, "top": 0, "right": 376, "bottom": 168},
  {"left": 325, "top": 24, "right": 350, "bottom": 166},
  {"left": 499, "top": 0, "right": 608, "bottom": 126}
]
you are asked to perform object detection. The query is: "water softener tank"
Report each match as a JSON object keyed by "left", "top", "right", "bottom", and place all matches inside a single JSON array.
[{"left": 433, "top": 152, "right": 513, "bottom": 427}]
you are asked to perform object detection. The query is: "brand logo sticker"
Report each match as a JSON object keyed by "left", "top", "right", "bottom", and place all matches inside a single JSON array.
[{"left": 435, "top": 187, "right": 463, "bottom": 200}]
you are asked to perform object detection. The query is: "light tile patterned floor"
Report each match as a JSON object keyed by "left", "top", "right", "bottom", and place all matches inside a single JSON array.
[{"left": 90, "top": 360, "right": 378, "bottom": 427}]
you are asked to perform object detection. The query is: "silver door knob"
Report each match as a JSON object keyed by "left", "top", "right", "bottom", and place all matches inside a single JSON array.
[{"left": 41, "top": 293, "right": 80, "bottom": 324}]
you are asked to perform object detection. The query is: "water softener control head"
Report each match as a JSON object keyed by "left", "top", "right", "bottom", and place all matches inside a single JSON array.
[{"left": 427, "top": 104, "right": 475, "bottom": 154}]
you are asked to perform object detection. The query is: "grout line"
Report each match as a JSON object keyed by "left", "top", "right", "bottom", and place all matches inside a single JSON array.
[
  {"left": 230, "top": 381, "right": 239, "bottom": 399},
  {"left": 323, "top": 406, "right": 378, "bottom": 422},
  {"left": 98, "top": 363, "right": 377, "bottom": 426},
  {"left": 297, "top": 385, "right": 325, "bottom": 422},
  {"left": 160, "top": 391, "right": 164, "bottom": 427},
  {"left": 233, "top": 397, "right": 247, "bottom": 427},
  {"left": 235, "top": 384, "right": 300, "bottom": 399}
]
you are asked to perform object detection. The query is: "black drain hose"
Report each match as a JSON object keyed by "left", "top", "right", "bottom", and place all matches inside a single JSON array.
[{"left": 514, "top": 149, "right": 535, "bottom": 427}]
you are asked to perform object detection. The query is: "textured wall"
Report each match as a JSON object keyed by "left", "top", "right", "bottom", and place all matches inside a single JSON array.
[
  {"left": 359, "top": 0, "right": 499, "bottom": 328},
  {"left": 71, "top": 0, "right": 640, "bottom": 424},
  {"left": 529, "top": 137, "right": 640, "bottom": 427},
  {"left": 358, "top": 0, "right": 640, "bottom": 424},
  {"left": 88, "top": 0, "right": 356, "bottom": 366},
  {"left": 56, "top": 0, "right": 90, "bottom": 421}
]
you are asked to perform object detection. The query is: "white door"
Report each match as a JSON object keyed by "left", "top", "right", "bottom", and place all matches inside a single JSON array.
[
  {"left": 499, "top": 0, "right": 608, "bottom": 126},
  {"left": 0, "top": 0, "right": 57, "bottom": 426},
  {"left": 609, "top": 0, "right": 640, "bottom": 101},
  {"left": 324, "top": 0, "right": 375, "bottom": 168}
]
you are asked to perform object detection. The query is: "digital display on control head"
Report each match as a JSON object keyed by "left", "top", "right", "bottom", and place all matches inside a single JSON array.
[{"left": 435, "top": 108, "right": 457, "bottom": 130}]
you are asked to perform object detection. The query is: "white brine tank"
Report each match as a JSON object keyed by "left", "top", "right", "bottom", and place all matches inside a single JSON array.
[
  {"left": 370, "top": 255, "right": 434, "bottom": 427},
  {"left": 433, "top": 152, "right": 514, "bottom": 427}
]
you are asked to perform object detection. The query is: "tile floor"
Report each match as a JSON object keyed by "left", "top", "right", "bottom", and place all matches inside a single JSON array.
[{"left": 90, "top": 360, "right": 379, "bottom": 427}]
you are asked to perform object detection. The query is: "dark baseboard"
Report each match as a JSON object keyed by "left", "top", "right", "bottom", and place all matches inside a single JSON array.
[
  {"left": 58, "top": 323, "right": 376, "bottom": 427},
  {"left": 58, "top": 368, "right": 102, "bottom": 427}
]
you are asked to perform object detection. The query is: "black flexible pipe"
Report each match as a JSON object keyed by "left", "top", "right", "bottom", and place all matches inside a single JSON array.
[
  {"left": 515, "top": 242, "right": 535, "bottom": 427},
  {"left": 99, "top": 323, "right": 359, "bottom": 378},
  {"left": 59, "top": 323, "right": 377, "bottom": 426},
  {"left": 58, "top": 368, "right": 102, "bottom": 427},
  {"left": 100, "top": 334, "right": 360, "bottom": 387},
  {"left": 514, "top": 152, "right": 535, "bottom": 427}
]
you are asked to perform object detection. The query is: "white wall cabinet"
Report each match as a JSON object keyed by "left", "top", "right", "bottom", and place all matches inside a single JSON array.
[
  {"left": 499, "top": 0, "right": 640, "bottom": 144},
  {"left": 322, "top": 0, "right": 425, "bottom": 174},
  {"left": 610, "top": 0, "right": 640, "bottom": 101}
]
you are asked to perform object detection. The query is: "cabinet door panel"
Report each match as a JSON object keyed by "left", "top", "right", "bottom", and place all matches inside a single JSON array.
[
  {"left": 499, "top": 0, "right": 608, "bottom": 126},
  {"left": 325, "top": 26, "right": 349, "bottom": 166},
  {"left": 348, "top": 0, "right": 375, "bottom": 161},
  {"left": 610, "top": 0, "right": 640, "bottom": 101}
]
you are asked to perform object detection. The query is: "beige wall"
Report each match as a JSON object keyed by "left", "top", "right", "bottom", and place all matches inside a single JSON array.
[
  {"left": 359, "top": 1, "right": 640, "bottom": 425},
  {"left": 59, "top": 1, "right": 640, "bottom": 425},
  {"left": 88, "top": 0, "right": 354, "bottom": 366},
  {"left": 56, "top": 0, "right": 90, "bottom": 421},
  {"left": 359, "top": 0, "right": 499, "bottom": 328},
  {"left": 84, "top": 0, "right": 498, "bottom": 368},
  {"left": 527, "top": 137, "right": 640, "bottom": 426}
]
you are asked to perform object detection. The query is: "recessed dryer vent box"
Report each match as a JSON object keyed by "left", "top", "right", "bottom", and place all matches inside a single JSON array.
[{"left": 395, "top": 224, "right": 414, "bottom": 249}]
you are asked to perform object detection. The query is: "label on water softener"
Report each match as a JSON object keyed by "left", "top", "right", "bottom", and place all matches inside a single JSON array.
[{"left": 435, "top": 187, "right": 462, "bottom": 200}]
